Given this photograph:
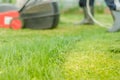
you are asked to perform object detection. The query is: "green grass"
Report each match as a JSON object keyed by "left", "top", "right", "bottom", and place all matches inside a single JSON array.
[{"left": 0, "top": 13, "right": 120, "bottom": 80}]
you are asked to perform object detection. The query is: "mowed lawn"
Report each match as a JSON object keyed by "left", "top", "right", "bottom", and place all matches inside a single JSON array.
[{"left": 0, "top": 13, "right": 120, "bottom": 80}]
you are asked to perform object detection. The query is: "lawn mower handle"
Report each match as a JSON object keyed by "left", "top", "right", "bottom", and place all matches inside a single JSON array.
[{"left": 19, "top": 0, "right": 31, "bottom": 13}]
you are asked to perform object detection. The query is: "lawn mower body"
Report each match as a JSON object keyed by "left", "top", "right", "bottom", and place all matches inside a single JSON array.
[
  {"left": 21, "top": 1, "right": 60, "bottom": 29},
  {"left": 0, "top": 0, "right": 60, "bottom": 29}
]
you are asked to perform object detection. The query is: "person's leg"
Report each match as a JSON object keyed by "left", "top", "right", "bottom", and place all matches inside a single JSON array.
[
  {"left": 105, "top": 0, "right": 120, "bottom": 32},
  {"left": 77, "top": 0, "right": 95, "bottom": 25}
]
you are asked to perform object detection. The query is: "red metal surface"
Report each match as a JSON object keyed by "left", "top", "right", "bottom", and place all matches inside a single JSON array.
[{"left": 0, "top": 11, "right": 22, "bottom": 30}]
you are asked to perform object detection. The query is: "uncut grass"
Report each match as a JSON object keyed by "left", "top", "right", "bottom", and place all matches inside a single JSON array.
[
  {"left": 0, "top": 12, "right": 120, "bottom": 80},
  {"left": 0, "top": 28, "right": 81, "bottom": 80}
]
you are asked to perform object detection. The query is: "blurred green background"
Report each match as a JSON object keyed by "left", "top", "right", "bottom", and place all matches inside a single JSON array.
[{"left": 0, "top": 0, "right": 108, "bottom": 14}]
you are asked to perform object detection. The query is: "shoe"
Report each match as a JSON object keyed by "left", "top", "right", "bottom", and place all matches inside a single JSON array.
[
  {"left": 76, "top": 6, "right": 94, "bottom": 25},
  {"left": 108, "top": 10, "right": 120, "bottom": 32}
]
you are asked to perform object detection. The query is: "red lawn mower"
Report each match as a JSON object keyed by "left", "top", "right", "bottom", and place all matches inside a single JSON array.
[{"left": 0, "top": 0, "right": 60, "bottom": 30}]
